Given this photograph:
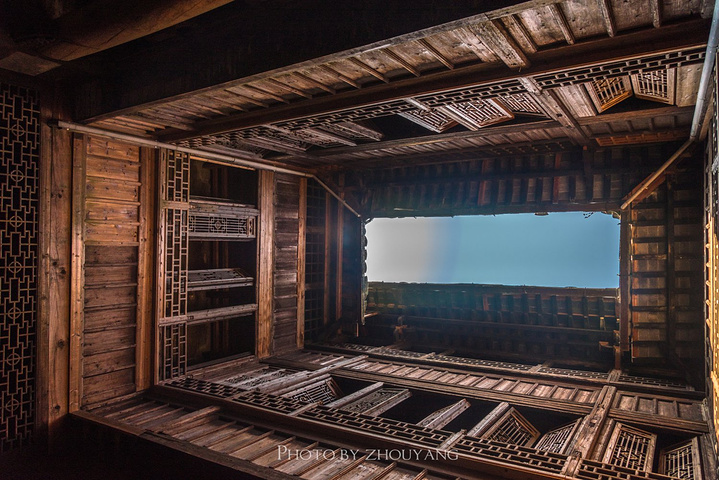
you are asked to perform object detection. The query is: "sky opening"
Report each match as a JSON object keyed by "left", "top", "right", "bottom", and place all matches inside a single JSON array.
[{"left": 365, "top": 212, "right": 620, "bottom": 288}]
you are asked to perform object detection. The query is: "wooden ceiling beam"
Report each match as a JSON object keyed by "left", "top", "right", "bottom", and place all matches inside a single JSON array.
[
  {"left": 382, "top": 48, "right": 420, "bottom": 77},
  {"left": 320, "top": 64, "right": 361, "bottom": 89},
  {"left": 548, "top": 4, "right": 576, "bottom": 45},
  {"left": 145, "top": 19, "right": 708, "bottom": 142},
  {"left": 471, "top": 20, "right": 530, "bottom": 69},
  {"left": 417, "top": 39, "right": 455, "bottom": 70},
  {"left": 651, "top": 0, "right": 663, "bottom": 28},
  {"left": 293, "top": 72, "right": 336, "bottom": 95},
  {"left": 502, "top": 15, "right": 538, "bottom": 53},
  {"left": 349, "top": 57, "right": 389, "bottom": 83},
  {"left": 597, "top": 0, "right": 617, "bottom": 37}
]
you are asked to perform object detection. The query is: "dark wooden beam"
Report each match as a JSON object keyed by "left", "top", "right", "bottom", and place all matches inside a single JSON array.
[
  {"left": 597, "top": 0, "right": 617, "bottom": 37},
  {"left": 151, "top": 19, "right": 709, "bottom": 143},
  {"left": 72, "top": 0, "right": 534, "bottom": 121},
  {"left": 471, "top": 20, "right": 529, "bottom": 69}
]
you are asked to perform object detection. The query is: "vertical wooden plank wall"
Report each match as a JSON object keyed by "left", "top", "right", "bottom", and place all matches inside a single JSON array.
[
  {"left": 273, "top": 173, "right": 301, "bottom": 355},
  {"left": 706, "top": 99, "right": 719, "bottom": 446},
  {"left": 70, "top": 135, "right": 148, "bottom": 408},
  {"left": 297, "top": 178, "right": 307, "bottom": 348},
  {"left": 629, "top": 165, "right": 704, "bottom": 380},
  {"left": 257, "top": 170, "right": 274, "bottom": 358}
]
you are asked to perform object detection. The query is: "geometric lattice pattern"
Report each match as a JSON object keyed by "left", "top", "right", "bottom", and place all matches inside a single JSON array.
[
  {"left": 631, "top": 68, "right": 676, "bottom": 104},
  {"left": 0, "top": 83, "right": 39, "bottom": 452},
  {"left": 159, "top": 150, "right": 190, "bottom": 380},
  {"left": 160, "top": 322, "right": 187, "bottom": 381},
  {"left": 398, "top": 107, "right": 457, "bottom": 133},
  {"left": 659, "top": 438, "right": 701, "bottom": 480},
  {"left": 535, "top": 420, "right": 579, "bottom": 454},
  {"left": 586, "top": 76, "right": 633, "bottom": 112},
  {"left": 304, "top": 180, "right": 326, "bottom": 342},
  {"left": 481, "top": 408, "right": 540, "bottom": 447},
  {"left": 441, "top": 98, "right": 514, "bottom": 130},
  {"left": 602, "top": 423, "right": 657, "bottom": 472},
  {"left": 283, "top": 379, "right": 338, "bottom": 404}
]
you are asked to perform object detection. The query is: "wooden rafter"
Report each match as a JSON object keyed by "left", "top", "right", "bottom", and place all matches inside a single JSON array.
[
  {"left": 349, "top": 57, "right": 389, "bottom": 83},
  {"left": 651, "top": 0, "right": 662, "bottom": 28},
  {"left": 471, "top": 20, "right": 529, "bottom": 69},
  {"left": 417, "top": 38, "right": 454, "bottom": 69},
  {"left": 597, "top": 0, "right": 617, "bottom": 37},
  {"left": 382, "top": 48, "right": 420, "bottom": 77},
  {"left": 502, "top": 14, "right": 538, "bottom": 53},
  {"left": 151, "top": 20, "right": 708, "bottom": 142},
  {"left": 293, "top": 72, "right": 336, "bottom": 94},
  {"left": 548, "top": 3, "right": 575, "bottom": 45}
]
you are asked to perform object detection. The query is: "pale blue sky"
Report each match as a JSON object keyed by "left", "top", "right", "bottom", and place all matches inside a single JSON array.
[{"left": 365, "top": 212, "right": 620, "bottom": 288}]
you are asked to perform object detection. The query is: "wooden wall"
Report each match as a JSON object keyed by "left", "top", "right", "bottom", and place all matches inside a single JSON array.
[
  {"left": 271, "top": 173, "right": 304, "bottom": 355},
  {"left": 629, "top": 166, "right": 704, "bottom": 380},
  {"left": 367, "top": 283, "right": 619, "bottom": 368},
  {"left": 70, "top": 135, "right": 153, "bottom": 409},
  {"left": 345, "top": 144, "right": 675, "bottom": 218}
]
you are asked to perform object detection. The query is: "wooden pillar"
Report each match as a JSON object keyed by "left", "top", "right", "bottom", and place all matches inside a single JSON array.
[
  {"left": 68, "top": 134, "right": 86, "bottom": 413},
  {"left": 136, "top": 147, "right": 156, "bottom": 390},
  {"left": 336, "top": 176, "right": 345, "bottom": 321},
  {"left": 619, "top": 208, "right": 631, "bottom": 358},
  {"left": 323, "top": 191, "right": 331, "bottom": 326},
  {"left": 37, "top": 94, "right": 73, "bottom": 445},
  {"left": 257, "top": 170, "right": 275, "bottom": 358},
  {"left": 297, "top": 177, "right": 307, "bottom": 349}
]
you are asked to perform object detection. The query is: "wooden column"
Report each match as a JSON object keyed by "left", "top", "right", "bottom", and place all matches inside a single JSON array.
[
  {"left": 297, "top": 178, "right": 307, "bottom": 349},
  {"left": 257, "top": 170, "right": 275, "bottom": 358},
  {"left": 619, "top": 209, "right": 631, "bottom": 356},
  {"left": 136, "top": 147, "right": 156, "bottom": 390},
  {"left": 323, "top": 191, "right": 331, "bottom": 326},
  {"left": 37, "top": 96, "right": 73, "bottom": 445},
  {"left": 69, "top": 134, "right": 87, "bottom": 413}
]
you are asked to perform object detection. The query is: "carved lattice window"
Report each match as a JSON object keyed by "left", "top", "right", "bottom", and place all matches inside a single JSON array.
[
  {"left": 481, "top": 408, "right": 540, "bottom": 447},
  {"left": 535, "top": 420, "right": 580, "bottom": 454},
  {"left": 602, "top": 423, "right": 657, "bottom": 472},
  {"left": 586, "top": 76, "right": 632, "bottom": 112},
  {"left": 631, "top": 68, "right": 676, "bottom": 105},
  {"left": 659, "top": 438, "right": 702, "bottom": 480}
]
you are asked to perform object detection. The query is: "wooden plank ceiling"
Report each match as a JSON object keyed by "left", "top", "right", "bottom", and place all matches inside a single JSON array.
[{"left": 81, "top": 0, "right": 709, "bottom": 172}]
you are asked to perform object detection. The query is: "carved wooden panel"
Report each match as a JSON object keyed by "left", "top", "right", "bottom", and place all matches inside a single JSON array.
[
  {"left": 398, "top": 107, "right": 458, "bottom": 133},
  {"left": 0, "top": 83, "right": 39, "bottom": 452},
  {"left": 440, "top": 98, "right": 514, "bottom": 130},
  {"left": 631, "top": 69, "right": 676, "bottom": 105},
  {"left": 160, "top": 322, "right": 187, "bottom": 381},
  {"left": 586, "top": 77, "right": 633, "bottom": 112},
  {"left": 284, "top": 379, "right": 339, "bottom": 404},
  {"left": 158, "top": 150, "right": 190, "bottom": 380},
  {"left": 453, "top": 436, "right": 567, "bottom": 474},
  {"left": 535, "top": 420, "right": 580, "bottom": 454},
  {"left": 659, "top": 438, "right": 702, "bottom": 480},
  {"left": 602, "top": 423, "right": 657, "bottom": 472},
  {"left": 481, "top": 408, "right": 540, "bottom": 447},
  {"left": 188, "top": 199, "right": 257, "bottom": 240}
]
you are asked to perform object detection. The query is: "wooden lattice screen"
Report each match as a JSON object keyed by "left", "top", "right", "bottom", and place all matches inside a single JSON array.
[
  {"left": 0, "top": 83, "right": 39, "bottom": 452},
  {"left": 602, "top": 422, "right": 657, "bottom": 472},
  {"left": 659, "top": 438, "right": 702, "bottom": 479},
  {"left": 534, "top": 420, "right": 580, "bottom": 454},
  {"left": 158, "top": 150, "right": 190, "bottom": 380},
  {"left": 631, "top": 69, "right": 676, "bottom": 104},
  {"left": 586, "top": 76, "right": 633, "bottom": 112},
  {"left": 304, "top": 179, "right": 326, "bottom": 342},
  {"left": 481, "top": 408, "right": 540, "bottom": 447}
]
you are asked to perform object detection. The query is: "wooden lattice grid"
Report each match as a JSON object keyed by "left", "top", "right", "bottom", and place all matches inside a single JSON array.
[
  {"left": 0, "top": 83, "right": 39, "bottom": 452},
  {"left": 535, "top": 420, "right": 580, "bottom": 454},
  {"left": 481, "top": 407, "right": 540, "bottom": 447},
  {"left": 398, "top": 107, "right": 458, "bottom": 132},
  {"left": 602, "top": 422, "right": 657, "bottom": 472},
  {"left": 586, "top": 76, "right": 633, "bottom": 112},
  {"left": 440, "top": 98, "right": 514, "bottom": 130},
  {"left": 659, "top": 438, "right": 702, "bottom": 479},
  {"left": 631, "top": 68, "right": 676, "bottom": 105},
  {"left": 160, "top": 322, "right": 187, "bottom": 381}
]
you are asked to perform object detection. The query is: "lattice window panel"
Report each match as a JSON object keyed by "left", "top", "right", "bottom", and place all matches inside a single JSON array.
[
  {"left": 398, "top": 107, "right": 458, "bottom": 133},
  {"left": 501, "top": 93, "right": 546, "bottom": 116},
  {"left": 284, "top": 378, "right": 339, "bottom": 404},
  {"left": 577, "top": 459, "right": 677, "bottom": 480},
  {"left": 631, "top": 68, "right": 676, "bottom": 104},
  {"left": 163, "top": 208, "right": 189, "bottom": 317},
  {"left": 659, "top": 438, "right": 701, "bottom": 480},
  {"left": 158, "top": 150, "right": 190, "bottom": 381},
  {"left": 602, "top": 423, "right": 657, "bottom": 472},
  {"left": 340, "top": 388, "right": 408, "bottom": 415},
  {"left": 167, "top": 376, "right": 245, "bottom": 398},
  {"left": 440, "top": 98, "right": 514, "bottom": 130},
  {"left": 533, "top": 47, "right": 705, "bottom": 89},
  {"left": 275, "top": 100, "right": 416, "bottom": 131},
  {"left": 535, "top": 420, "right": 580, "bottom": 454},
  {"left": 188, "top": 208, "right": 257, "bottom": 240},
  {"left": 0, "top": 83, "right": 39, "bottom": 452},
  {"left": 160, "top": 322, "right": 187, "bottom": 381},
  {"left": 319, "top": 121, "right": 383, "bottom": 141},
  {"left": 617, "top": 374, "right": 688, "bottom": 389},
  {"left": 299, "top": 405, "right": 450, "bottom": 448},
  {"left": 163, "top": 150, "right": 190, "bottom": 203},
  {"left": 415, "top": 79, "right": 526, "bottom": 107},
  {"left": 305, "top": 180, "right": 326, "bottom": 342},
  {"left": 481, "top": 408, "right": 540, "bottom": 447},
  {"left": 586, "top": 77, "right": 633, "bottom": 112},
  {"left": 232, "top": 369, "right": 292, "bottom": 388},
  {"left": 453, "top": 436, "right": 567, "bottom": 473}
]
